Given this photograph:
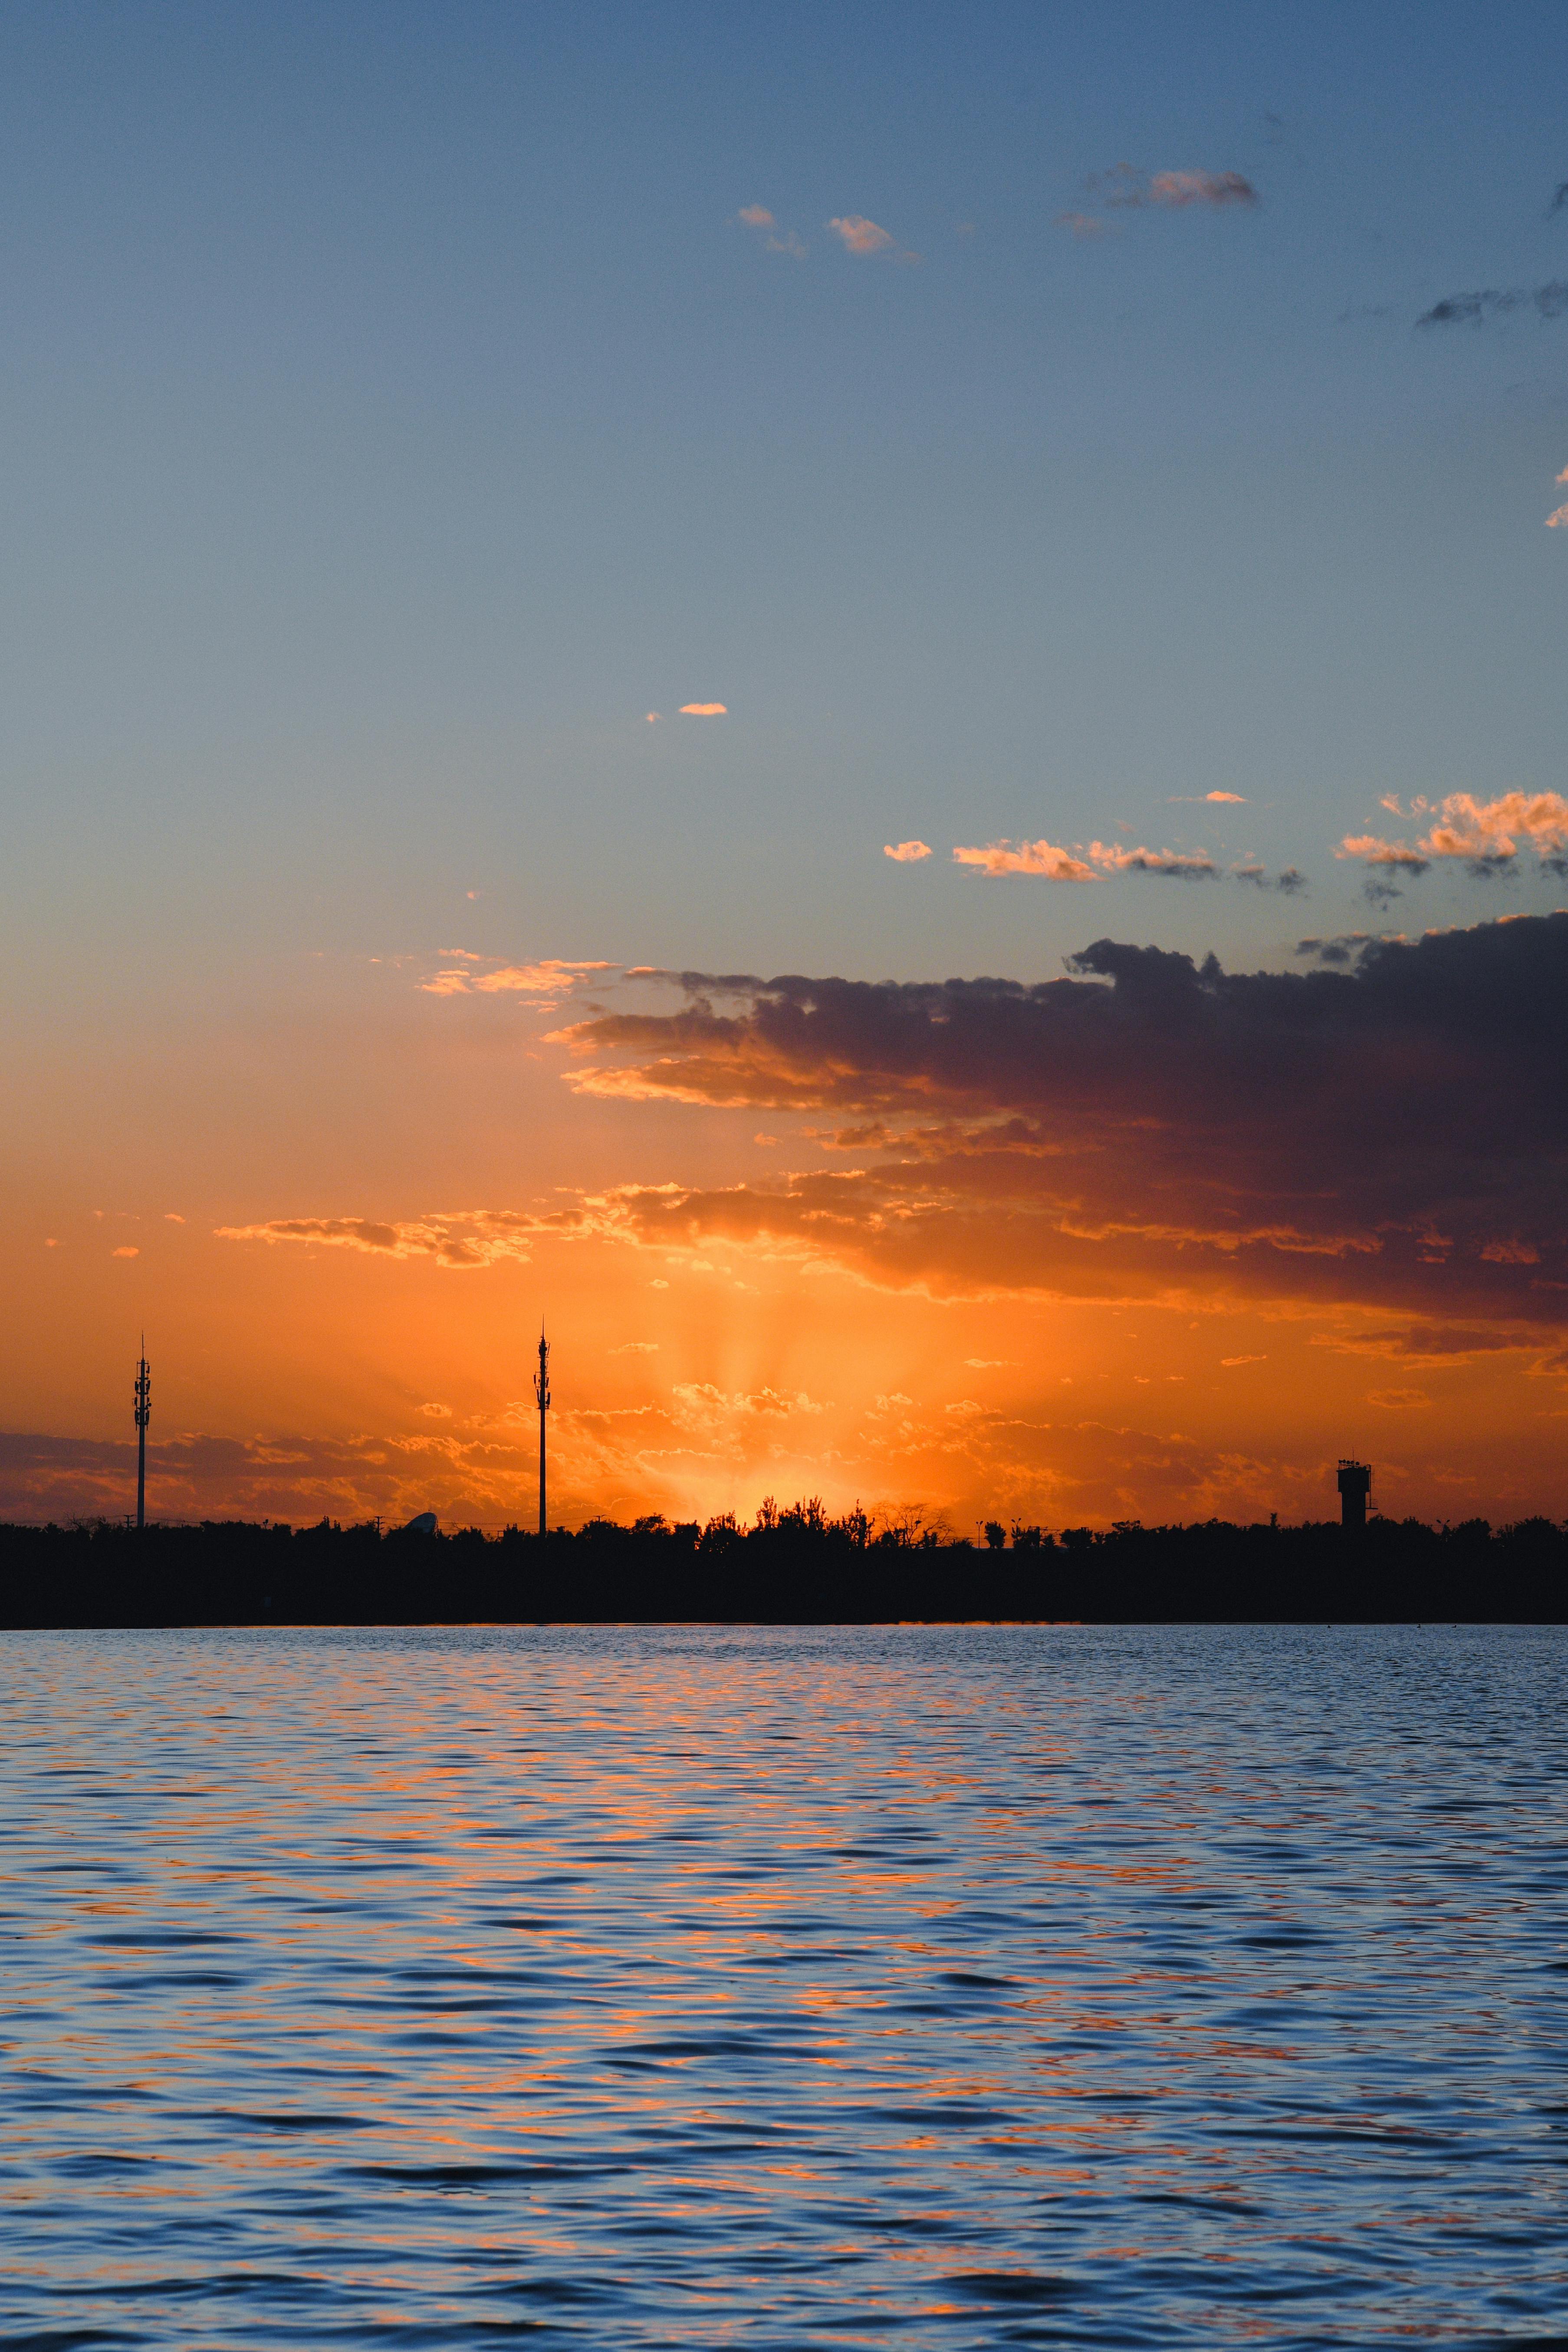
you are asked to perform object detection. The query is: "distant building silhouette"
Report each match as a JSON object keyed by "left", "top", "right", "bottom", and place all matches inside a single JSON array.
[
  {"left": 1337, "top": 1458, "right": 1372, "bottom": 1533},
  {"left": 133, "top": 1340, "right": 151, "bottom": 1530},
  {"left": 535, "top": 1323, "right": 551, "bottom": 1537}
]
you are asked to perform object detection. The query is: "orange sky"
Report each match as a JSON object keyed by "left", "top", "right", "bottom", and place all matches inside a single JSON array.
[{"left": 7, "top": 922, "right": 1565, "bottom": 1531}]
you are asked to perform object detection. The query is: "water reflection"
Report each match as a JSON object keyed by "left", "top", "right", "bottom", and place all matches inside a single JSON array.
[{"left": 0, "top": 1625, "right": 1563, "bottom": 2345}]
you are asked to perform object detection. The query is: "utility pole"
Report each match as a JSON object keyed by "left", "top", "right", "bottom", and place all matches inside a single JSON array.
[
  {"left": 534, "top": 1323, "right": 551, "bottom": 1537},
  {"left": 133, "top": 1340, "right": 151, "bottom": 1530}
]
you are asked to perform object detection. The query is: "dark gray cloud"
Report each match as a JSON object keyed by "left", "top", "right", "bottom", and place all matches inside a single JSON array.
[
  {"left": 1417, "top": 281, "right": 1568, "bottom": 327},
  {"left": 1549, "top": 181, "right": 1568, "bottom": 217},
  {"left": 563, "top": 915, "right": 1568, "bottom": 1324}
]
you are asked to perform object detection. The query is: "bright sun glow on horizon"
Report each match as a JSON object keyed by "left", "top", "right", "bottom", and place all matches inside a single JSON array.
[{"left": 3, "top": 7, "right": 1568, "bottom": 1527}]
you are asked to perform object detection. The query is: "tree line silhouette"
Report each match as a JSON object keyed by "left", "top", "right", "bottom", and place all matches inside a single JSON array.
[{"left": 0, "top": 1496, "right": 1563, "bottom": 1625}]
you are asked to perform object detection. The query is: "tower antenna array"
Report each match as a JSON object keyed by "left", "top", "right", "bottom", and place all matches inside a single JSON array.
[
  {"left": 133, "top": 1339, "right": 151, "bottom": 1530},
  {"left": 534, "top": 1322, "right": 551, "bottom": 1537}
]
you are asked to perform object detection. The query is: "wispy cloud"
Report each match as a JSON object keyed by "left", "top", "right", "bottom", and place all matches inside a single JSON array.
[
  {"left": 1149, "top": 168, "right": 1258, "bottom": 208},
  {"left": 1067, "top": 163, "right": 1259, "bottom": 231},
  {"left": 1232, "top": 862, "right": 1306, "bottom": 893},
  {"left": 1548, "top": 181, "right": 1568, "bottom": 217},
  {"left": 421, "top": 958, "right": 615, "bottom": 999},
  {"left": 953, "top": 838, "right": 1098, "bottom": 880},
  {"left": 679, "top": 702, "right": 727, "bottom": 716},
  {"left": 1088, "top": 841, "right": 1217, "bottom": 879},
  {"left": 884, "top": 840, "right": 933, "bottom": 862},
  {"left": 953, "top": 835, "right": 1293, "bottom": 885},
  {"left": 215, "top": 1208, "right": 563, "bottom": 1271},
  {"left": 736, "top": 204, "right": 806, "bottom": 257},
  {"left": 828, "top": 214, "right": 897, "bottom": 256},
  {"left": 1417, "top": 281, "right": 1568, "bottom": 327},
  {"left": 1548, "top": 471, "right": 1568, "bottom": 528}
]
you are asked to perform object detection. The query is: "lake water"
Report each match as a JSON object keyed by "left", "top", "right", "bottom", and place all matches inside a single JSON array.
[{"left": 0, "top": 1625, "right": 1563, "bottom": 2349}]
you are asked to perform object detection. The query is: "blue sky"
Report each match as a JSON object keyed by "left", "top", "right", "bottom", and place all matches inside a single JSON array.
[{"left": 4, "top": 0, "right": 1566, "bottom": 1002}]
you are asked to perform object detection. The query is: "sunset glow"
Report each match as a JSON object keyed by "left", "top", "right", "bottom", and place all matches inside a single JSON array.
[{"left": 4, "top": 8, "right": 1566, "bottom": 1533}]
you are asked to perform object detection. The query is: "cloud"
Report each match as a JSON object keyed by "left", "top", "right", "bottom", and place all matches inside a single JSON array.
[
  {"left": 112, "top": 1245, "right": 139, "bottom": 1258},
  {"left": 1336, "top": 834, "right": 1431, "bottom": 887},
  {"left": 215, "top": 1209, "right": 561, "bottom": 1271},
  {"left": 1548, "top": 506, "right": 1568, "bottom": 529},
  {"left": 679, "top": 703, "right": 727, "bottom": 716},
  {"left": 1055, "top": 212, "right": 1111, "bottom": 239},
  {"left": 1295, "top": 932, "right": 1388, "bottom": 966},
  {"left": 1220, "top": 1354, "right": 1266, "bottom": 1367},
  {"left": 953, "top": 838, "right": 1098, "bottom": 881},
  {"left": 1367, "top": 1388, "right": 1430, "bottom": 1410},
  {"left": 418, "top": 1403, "right": 453, "bottom": 1418},
  {"left": 884, "top": 840, "right": 933, "bottom": 862},
  {"left": 1339, "top": 793, "right": 1568, "bottom": 882},
  {"left": 737, "top": 205, "right": 806, "bottom": 257},
  {"left": 1231, "top": 863, "right": 1306, "bottom": 893},
  {"left": 1207, "top": 791, "right": 1247, "bottom": 803},
  {"left": 552, "top": 914, "right": 1568, "bottom": 1333},
  {"left": 1549, "top": 183, "right": 1568, "bottom": 217},
  {"left": 421, "top": 958, "right": 615, "bottom": 998},
  {"left": 1149, "top": 168, "right": 1258, "bottom": 208},
  {"left": 954, "top": 836, "right": 1292, "bottom": 886},
  {"left": 610, "top": 1342, "right": 659, "bottom": 1355},
  {"left": 828, "top": 215, "right": 897, "bottom": 256},
  {"left": 1417, "top": 281, "right": 1568, "bottom": 327},
  {"left": 1088, "top": 841, "right": 1218, "bottom": 879},
  {"left": 1081, "top": 163, "right": 1258, "bottom": 219}
]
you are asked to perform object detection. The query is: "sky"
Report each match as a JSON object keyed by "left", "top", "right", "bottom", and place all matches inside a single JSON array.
[{"left": 4, "top": 0, "right": 1568, "bottom": 1532}]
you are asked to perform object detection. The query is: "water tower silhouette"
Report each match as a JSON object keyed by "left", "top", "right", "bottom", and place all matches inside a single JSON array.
[{"left": 1337, "top": 1459, "right": 1372, "bottom": 1532}]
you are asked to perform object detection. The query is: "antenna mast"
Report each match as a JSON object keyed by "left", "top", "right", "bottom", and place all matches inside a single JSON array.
[
  {"left": 133, "top": 1339, "right": 151, "bottom": 1530},
  {"left": 534, "top": 1323, "right": 551, "bottom": 1537}
]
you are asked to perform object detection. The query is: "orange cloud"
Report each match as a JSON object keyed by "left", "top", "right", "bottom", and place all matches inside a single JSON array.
[
  {"left": 679, "top": 703, "right": 727, "bottom": 716},
  {"left": 421, "top": 958, "right": 615, "bottom": 998},
  {"left": 953, "top": 838, "right": 1097, "bottom": 880},
  {"left": 1548, "top": 506, "right": 1568, "bottom": 528},
  {"left": 884, "top": 840, "right": 932, "bottom": 862},
  {"left": 112, "top": 1245, "right": 139, "bottom": 1258},
  {"left": 1336, "top": 834, "right": 1430, "bottom": 871},
  {"left": 737, "top": 206, "right": 805, "bottom": 256},
  {"left": 1417, "top": 791, "right": 1568, "bottom": 867},
  {"left": 215, "top": 1209, "right": 557, "bottom": 1270},
  {"left": 828, "top": 215, "right": 896, "bottom": 256},
  {"left": 1342, "top": 792, "right": 1568, "bottom": 877},
  {"left": 1206, "top": 790, "right": 1247, "bottom": 803}
]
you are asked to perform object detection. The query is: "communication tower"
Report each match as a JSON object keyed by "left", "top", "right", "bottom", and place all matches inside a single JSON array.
[
  {"left": 534, "top": 1323, "right": 551, "bottom": 1537},
  {"left": 134, "top": 1340, "right": 151, "bottom": 1530}
]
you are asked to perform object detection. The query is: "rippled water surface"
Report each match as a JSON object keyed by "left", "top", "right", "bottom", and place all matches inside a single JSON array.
[{"left": 1, "top": 1625, "right": 1564, "bottom": 2349}]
